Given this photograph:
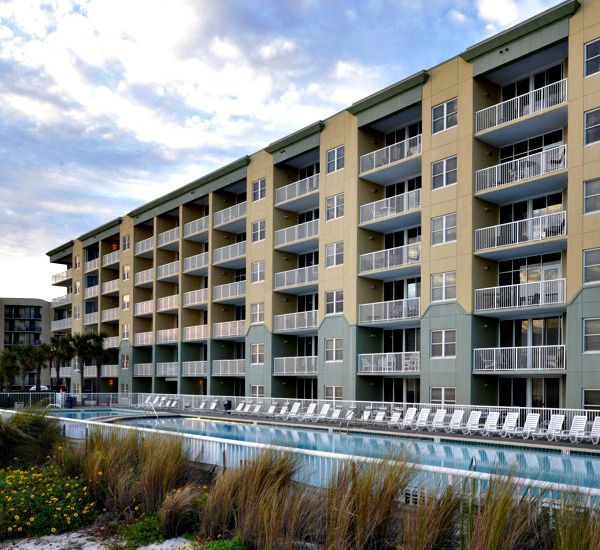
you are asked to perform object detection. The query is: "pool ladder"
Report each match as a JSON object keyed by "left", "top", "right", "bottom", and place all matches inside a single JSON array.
[{"left": 469, "top": 456, "right": 477, "bottom": 471}]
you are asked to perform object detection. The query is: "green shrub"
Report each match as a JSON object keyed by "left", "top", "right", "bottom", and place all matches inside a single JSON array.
[
  {"left": 201, "top": 537, "right": 245, "bottom": 550},
  {"left": 122, "top": 514, "right": 163, "bottom": 549}
]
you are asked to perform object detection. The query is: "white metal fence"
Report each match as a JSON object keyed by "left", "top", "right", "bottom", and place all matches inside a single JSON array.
[
  {"left": 157, "top": 227, "right": 180, "bottom": 247},
  {"left": 102, "top": 250, "right": 120, "bottom": 267},
  {"left": 212, "top": 359, "right": 246, "bottom": 376},
  {"left": 134, "top": 268, "right": 153, "bottom": 286},
  {"left": 134, "top": 331, "right": 154, "bottom": 346},
  {"left": 360, "top": 243, "right": 421, "bottom": 273},
  {"left": 360, "top": 189, "right": 421, "bottom": 224},
  {"left": 134, "top": 299, "right": 154, "bottom": 316},
  {"left": 101, "top": 279, "right": 119, "bottom": 295},
  {"left": 183, "top": 288, "right": 209, "bottom": 307},
  {"left": 360, "top": 135, "right": 422, "bottom": 174},
  {"left": 52, "top": 268, "right": 72, "bottom": 285},
  {"left": 213, "top": 280, "right": 246, "bottom": 301},
  {"left": 213, "top": 320, "right": 245, "bottom": 338},
  {"left": 156, "top": 328, "right": 178, "bottom": 344},
  {"left": 156, "top": 260, "right": 179, "bottom": 280},
  {"left": 84, "top": 258, "right": 99, "bottom": 273},
  {"left": 133, "top": 363, "right": 153, "bottom": 376},
  {"left": 183, "top": 252, "right": 209, "bottom": 272},
  {"left": 84, "top": 285, "right": 99, "bottom": 299},
  {"left": 473, "top": 345, "right": 566, "bottom": 372},
  {"left": 183, "top": 324, "right": 209, "bottom": 341},
  {"left": 275, "top": 174, "right": 320, "bottom": 205},
  {"left": 156, "top": 362, "right": 179, "bottom": 377},
  {"left": 52, "top": 294, "right": 72, "bottom": 308},
  {"left": 51, "top": 317, "right": 72, "bottom": 331},
  {"left": 156, "top": 294, "right": 179, "bottom": 312},
  {"left": 135, "top": 236, "right": 154, "bottom": 256},
  {"left": 474, "top": 279, "right": 566, "bottom": 312},
  {"left": 182, "top": 361, "right": 208, "bottom": 376}
]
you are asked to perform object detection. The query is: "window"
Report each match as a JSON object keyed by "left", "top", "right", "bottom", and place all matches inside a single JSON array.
[
  {"left": 431, "top": 213, "right": 456, "bottom": 245},
  {"left": 122, "top": 265, "right": 130, "bottom": 281},
  {"left": 325, "top": 241, "right": 343, "bottom": 267},
  {"left": 584, "top": 319, "right": 600, "bottom": 352},
  {"left": 430, "top": 387, "right": 456, "bottom": 405},
  {"left": 121, "top": 323, "right": 129, "bottom": 340},
  {"left": 251, "top": 343, "right": 265, "bottom": 365},
  {"left": 325, "top": 290, "right": 343, "bottom": 315},
  {"left": 325, "top": 385, "right": 343, "bottom": 400},
  {"left": 585, "top": 38, "right": 600, "bottom": 77},
  {"left": 121, "top": 294, "right": 130, "bottom": 310},
  {"left": 74, "top": 305, "right": 80, "bottom": 320},
  {"left": 250, "top": 385, "right": 265, "bottom": 398},
  {"left": 585, "top": 108, "right": 600, "bottom": 145},
  {"left": 327, "top": 145, "right": 345, "bottom": 173},
  {"left": 585, "top": 179, "right": 600, "bottom": 214},
  {"left": 431, "top": 329, "right": 456, "bottom": 358},
  {"left": 252, "top": 220, "right": 266, "bottom": 242},
  {"left": 326, "top": 193, "right": 344, "bottom": 220},
  {"left": 75, "top": 256, "right": 81, "bottom": 269},
  {"left": 584, "top": 389, "right": 600, "bottom": 410},
  {"left": 251, "top": 261, "right": 265, "bottom": 283},
  {"left": 432, "top": 156, "right": 457, "bottom": 189},
  {"left": 584, "top": 249, "right": 600, "bottom": 284},
  {"left": 75, "top": 281, "right": 81, "bottom": 295},
  {"left": 431, "top": 272, "right": 456, "bottom": 302},
  {"left": 325, "top": 337, "right": 343, "bottom": 362},
  {"left": 121, "top": 353, "right": 130, "bottom": 369},
  {"left": 122, "top": 234, "right": 130, "bottom": 251},
  {"left": 252, "top": 178, "right": 266, "bottom": 201},
  {"left": 250, "top": 303, "right": 264, "bottom": 324},
  {"left": 432, "top": 98, "right": 457, "bottom": 134}
]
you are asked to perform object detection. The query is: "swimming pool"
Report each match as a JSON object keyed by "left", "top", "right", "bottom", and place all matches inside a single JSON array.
[{"left": 50, "top": 408, "right": 140, "bottom": 420}]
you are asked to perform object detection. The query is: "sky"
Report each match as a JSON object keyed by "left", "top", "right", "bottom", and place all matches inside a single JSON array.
[{"left": 0, "top": 0, "right": 562, "bottom": 301}]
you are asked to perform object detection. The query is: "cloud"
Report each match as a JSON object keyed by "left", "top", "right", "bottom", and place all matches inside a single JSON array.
[
  {"left": 449, "top": 9, "right": 468, "bottom": 24},
  {"left": 475, "top": 0, "right": 557, "bottom": 32}
]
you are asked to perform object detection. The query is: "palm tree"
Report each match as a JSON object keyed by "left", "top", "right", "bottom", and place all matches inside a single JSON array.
[
  {"left": 86, "top": 332, "right": 110, "bottom": 394},
  {"left": 0, "top": 349, "right": 19, "bottom": 391},
  {"left": 14, "top": 345, "right": 47, "bottom": 390},
  {"left": 69, "top": 333, "right": 91, "bottom": 381},
  {"left": 47, "top": 335, "right": 73, "bottom": 390}
]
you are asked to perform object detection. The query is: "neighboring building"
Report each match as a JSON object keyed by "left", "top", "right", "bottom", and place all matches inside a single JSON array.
[
  {"left": 0, "top": 297, "right": 51, "bottom": 388},
  {"left": 47, "top": 0, "right": 600, "bottom": 408}
]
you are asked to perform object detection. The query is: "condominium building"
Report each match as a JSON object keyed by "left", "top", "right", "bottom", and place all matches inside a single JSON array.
[{"left": 48, "top": 0, "right": 600, "bottom": 408}]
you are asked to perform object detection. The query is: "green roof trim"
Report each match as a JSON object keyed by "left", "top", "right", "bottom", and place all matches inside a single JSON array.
[
  {"left": 461, "top": 0, "right": 580, "bottom": 61},
  {"left": 265, "top": 121, "right": 325, "bottom": 154},
  {"left": 46, "top": 240, "right": 74, "bottom": 259},
  {"left": 78, "top": 217, "right": 121, "bottom": 242},
  {"left": 347, "top": 71, "right": 429, "bottom": 115}
]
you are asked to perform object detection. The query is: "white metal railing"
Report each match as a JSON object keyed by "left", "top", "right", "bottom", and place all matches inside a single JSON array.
[
  {"left": 157, "top": 294, "right": 179, "bottom": 311},
  {"left": 84, "top": 364, "right": 119, "bottom": 378},
  {"left": 360, "top": 242, "right": 421, "bottom": 273},
  {"left": 84, "top": 258, "right": 99, "bottom": 272},
  {"left": 274, "top": 265, "right": 318, "bottom": 290},
  {"left": 83, "top": 365, "right": 95, "bottom": 378},
  {"left": 183, "top": 324, "right": 209, "bottom": 341},
  {"left": 84, "top": 285, "right": 99, "bottom": 299},
  {"left": 474, "top": 279, "right": 566, "bottom": 312},
  {"left": 360, "top": 189, "right": 421, "bottom": 224},
  {"left": 135, "top": 236, "right": 154, "bottom": 255},
  {"left": 183, "top": 216, "right": 209, "bottom": 238},
  {"left": 214, "top": 241, "right": 246, "bottom": 264},
  {"left": 182, "top": 361, "right": 208, "bottom": 376},
  {"left": 273, "top": 356, "right": 317, "bottom": 375},
  {"left": 134, "top": 331, "right": 154, "bottom": 346},
  {"left": 476, "top": 79, "right": 568, "bottom": 133},
  {"left": 157, "top": 227, "right": 180, "bottom": 247},
  {"left": 184, "top": 252, "right": 209, "bottom": 272},
  {"left": 475, "top": 211, "right": 566, "bottom": 251},
  {"left": 156, "top": 328, "right": 178, "bottom": 344},
  {"left": 58, "top": 367, "right": 72, "bottom": 378},
  {"left": 134, "top": 299, "right": 154, "bottom": 316},
  {"left": 103, "top": 336, "right": 120, "bottom": 349},
  {"left": 133, "top": 363, "right": 153, "bottom": 376},
  {"left": 101, "top": 279, "right": 119, "bottom": 294},
  {"left": 274, "top": 310, "right": 318, "bottom": 333},
  {"left": 275, "top": 219, "right": 319, "bottom": 248},
  {"left": 275, "top": 174, "right": 320, "bottom": 205},
  {"left": 213, "top": 280, "right": 246, "bottom": 301},
  {"left": 213, "top": 320, "right": 245, "bottom": 338},
  {"left": 51, "top": 317, "right": 72, "bottom": 331},
  {"left": 101, "top": 308, "right": 119, "bottom": 322},
  {"left": 183, "top": 288, "right": 209, "bottom": 307},
  {"left": 52, "top": 268, "right": 72, "bottom": 285},
  {"left": 476, "top": 145, "right": 567, "bottom": 193},
  {"left": 359, "top": 298, "right": 420, "bottom": 324},
  {"left": 156, "top": 362, "right": 179, "bottom": 377},
  {"left": 473, "top": 345, "right": 566, "bottom": 372},
  {"left": 83, "top": 312, "right": 98, "bottom": 325},
  {"left": 214, "top": 201, "right": 247, "bottom": 227},
  {"left": 212, "top": 359, "right": 246, "bottom": 376},
  {"left": 51, "top": 294, "right": 72, "bottom": 308},
  {"left": 102, "top": 250, "right": 120, "bottom": 267},
  {"left": 134, "top": 268, "right": 153, "bottom": 285},
  {"left": 358, "top": 352, "right": 420, "bottom": 374},
  {"left": 156, "top": 260, "right": 179, "bottom": 279},
  {"left": 360, "top": 134, "right": 422, "bottom": 174}
]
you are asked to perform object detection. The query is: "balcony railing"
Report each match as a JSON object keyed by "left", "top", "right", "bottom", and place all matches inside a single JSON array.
[
  {"left": 213, "top": 280, "right": 246, "bottom": 301},
  {"left": 83, "top": 312, "right": 98, "bottom": 325},
  {"left": 214, "top": 241, "right": 246, "bottom": 264},
  {"left": 101, "top": 279, "right": 119, "bottom": 295},
  {"left": 275, "top": 219, "right": 319, "bottom": 248},
  {"left": 214, "top": 201, "right": 247, "bottom": 227},
  {"left": 134, "top": 363, "right": 153, "bottom": 376},
  {"left": 58, "top": 367, "right": 72, "bottom": 378},
  {"left": 182, "top": 361, "right": 208, "bottom": 377},
  {"left": 157, "top": 227, "right": 180, "bottom": 248},
  {"left": 183, "top": 324, "right": 209, "bottom": 341},
  {"left": 157, "top": 294, "right": 179, "bottom": 312},
  {"left": 183, "top": 288, "right": 209, "bottom": 307},
  {"left": 475, "top": 145, "right": 567, "bottom": 193},
  {"left": 51, "top": 317, "right": 72, "bottom": 331},
  {"left": 134, "top": 331, "right": 154, "bottom": 346},
  {"left": 84, "top": 258, "right": 99, "bottom": 273},
  {"left": 274, "top": 310, "right": 318, "bottom": 333},
  {"left": 358, "top": 352, "right": 420, "bottom": 374},
  {"left": 52, "top": 269, "right": 72, "bottom": 285},
  {"left": 156, "top": 328, "right": 178, "bottom": 344},
  {"left": 135, "top": 237, "right": 154, "bottom": 256},
  {"left": 84, "top": 285, "right": 99, "bottom": 299},
  {"left": 183, "top": 216, "right": 209, "bottom": 238},
  {"left": 134, "top": 300, "right": 154, "bottom": 316},
  {"left": 101, "top": 308, "right": 119, "bottom": 322},
  {"left": 273, "top": 356, "right": 317, "bottom": 375},
  {"left": 134, "top": 268, "right": 153, "bottom": 285},
  {"left": 51, "top": 294, "right": 72, "bottom": 308},
  {"left": 212, "top": 359, "right": 246, "bottom": 376},
  {"left": 156, "top": 260, "right": 179, "bottom": 280},
  {"left": 183, "top": 252, "right": 209, "bottom": 272},
  {"left": 360, "top": 189, "right": 421, "bottom": 225},
  {"left": 274, "top": 265, "right": 318, "bottom": 290},
  {"left": 476, "top": 79, "right": 568, "bottom": 133},
  {"left": 84, "top": 364, "right": 119, "bottom": 378},
  {"left": 156, "top": 362, "right": 179, "bottom": 377},
  {"left": 359, "top": 243, "right": 421, "bottom": 273},
  {"left": 358, "top": 298, "right": 420, "bottom": 324},
  {"left": 474, "top": 279, "right": 566, "bottom": 312},
  {"left": 360, "top": 134, "right": 422, "bottom": 174},
  {"left": 473, "top": 345, "right": 565, "bottom": 372},
  {"left": 102, "top": 250, "right": 120, "bottom": 267},
  {"left": 275, "top": 174, "right": 320, "bottom": 205},
  {"left": 103, "top": 336, "right": 120, "bottom": 349},
  {"left": 213, "top": 320, "right": 245, "bottom": 338}
]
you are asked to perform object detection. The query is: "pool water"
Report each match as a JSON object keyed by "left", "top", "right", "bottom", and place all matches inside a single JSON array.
[{"left": 50, "top": 408, "right": 139, "bottom": 420}]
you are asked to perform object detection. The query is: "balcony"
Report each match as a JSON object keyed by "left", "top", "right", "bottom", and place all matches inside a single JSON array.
[
  {"left": 474, "top": 279, "right": 566, "bottom": 316},
  {"left": 134, "top": 363, "right": 153, "bottom": 377},
  {"left": 84, "top": 285, "right": 99, "bottom": 299},
  {"left": 83, "top": 311, "right": 98, "bottom": 325},
  {"left": 183, "top": 288, "right": 209, "bottom": 309},
  {"left": 212, "top": 359, "right": 246, "bottom": 376},
  {"left": 135, "top": 236, "right": 154, "bottom": 258},
  {"left": 102, "top": 250, "right": 120, "bottom": 268},
  {"left": 183, "top": 324, "right": 209, "bottom": 342},
  {"left": 360, "top": 189, "right": 421, "bottom": 232},
  {"left": 274, "top": 265, "right": 318, "bottom": 294},
  {"left": 134, "top": 331, "right": 154, "bottom": 346},
  {"left": 134, "top": 299, "right": 154, "bottom": 317},
  {"left": 359, "top": 242, "right": 421, "bottom": 280},
  {"left": 183, "top": 252, "right": 209, "bottom": 276},
  {"left": 358, "top": 298, "right": 420, "bottom": 327},
  {"left": 474, "top": 212, "right": 567, "bottom": 259},
  {"left": 213, "top": 241, "right": 246, "bottom": 268},
  {"left": 213, "top": 320, "right": 245, "bottom": 339},
  {"left": 51, "top": 317, "right": 72, "bottom": 332},
  {"left": 58, "top": 366, "right": 72, "bottom": 378},
  {"left": 183, "top": 216, "right": 209, "bottom": 241},
  {"left": 156, "top": 260, "right": 179, "bottom": 282},
  {"left": 275, "top": 174, "right": 320, "bottom": 212},
  {"left": 103, "top": 336, "right": 120, "bottom": 349},
  {"left": 157, "top": 227, "right": 180, "bottom": 250},
  {"left": 213, "top": 280, "right": 246, "bottom": 304},
  {"left": 51, "top": 294, "right": 72, "bottom": 308},
  {"left": 359, "top": 135, "right": 422, "bottom": 183},
  {"left": 157, "top": 294, "right": 179, "bottom": 313},
  {"left": 83, "top": 364, "right": 119, "bottom": 378},
  {"left": 101, "top": 279, "right": 119, "bottom": 296},
  {"left": 134, "top": 268, "right": 154, "bottom": 287},
  {"left": 101, "top": 307, "right": 119, "bottom": 323},
  {"left": 475, "top": 79, "right": 568, "bottom": 146},
  {"left": 475, "top": 145, "right": 567, "bottom": 203},
  {"left": 273, "top": 310, "right": 318, "bottom": 334},
  {"left": 84, "top": 258, "right": 99, "bottom": 273},
  {"left": 358, "top": 352, "right": 420, "bottom": 375},
  {"left": 473, "top": 345, "right": 565, "bottom": 373},
  {"left": 274, "top": 219, "right": 319, "bottom": 253},
  {"left": 182, "top": 361, "right": 208, "bottom": 377},
  {"left": 273, "top": 356, "right": 317, "bottom": 376},
  {"left": 213, "top": 201, "right": 247, "bottom": 232},
  {"left": 52, "top": 268, "right": 72, "bottom": 286},
  {"left": 156, "top": 362, "right": 178, "bottom": 377},
  {"left": 156, "top": 328, "right": 178, "bottom": 345}
]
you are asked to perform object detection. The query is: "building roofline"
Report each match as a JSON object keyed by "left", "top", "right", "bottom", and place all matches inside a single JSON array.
[
  {"left": 265, "top": 121, "right": 325, "bottom": 154},
  {"left": 77, "top": 217, "right": 122, "bottom": 242},
  {"left": 46, "top": 240, "right": 74, "bottom": 258}
]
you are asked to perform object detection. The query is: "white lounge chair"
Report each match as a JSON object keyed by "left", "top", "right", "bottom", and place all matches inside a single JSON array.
[
  {"left": 577, "top": 416, "right": 600, "bottom": 444},
  {"left": 298, "top": 403, "right": 318, "bottom": 421},
  {"left": 532, "top": 414, "right": 564, "bottom": 441},
  {"left": 513, "top": 413, "right": 540, "bottom": 439},
  {"left": 372, "top": 410, "right": 387, "bottom": 425},
  {"left": 312, "top": 403, "right": 331, "bottom": 422},
  {"left": 265, "top": 404, "right": 277, "bottom": 416},
  {"left": 426, "top": 409, "right": 447, "bottom": 432},
  {"left": 471, "top": 411, "right": 500, "bottom": 436},
  {"left": 444, "top": 410, "right": 464, "bottom": 433},
  {"left": 233, "top": 402, "right": 245, "bottom": 414},
  {"left": 136, "top": 395, "right": 152, "bottom": 409},
  {"left": 194, "top": 400, "right": 207, "bottom": 412},
  {"left": 401, "top": 407, "right": 417, "bottom": 429},
  {"left": 461, "top": 410, "right": 482, "bottom": 434},
  {"left": 245, "top": 403, "right": 262, "bottom": 416},
  {"left": 412, "top": 408, "right": 431, "bottom": 431},
  {"left": 283, "top": 402, "right": 302, "bottom": 420},
  {"left": 208, "top": 400, "right": 219, "bottom": 411},
  {"left": 561, "top": 415, "right": 587, "bottom": 442},
  {"left": 486, "top": 412, "right": 519, "bottom": 437},
  {"left": 342, "top": 409, "right": 355, "bottom": 424},
  {"left": 358, "top": 409, "right": 372, "bottom": 424},
  {"left": 275, "top": 404, "right": 289, "bottom": 418},
  {"left": 388, "top": 411, "right": 402, "bottom": 428},
  {"left": 328, "top": 407, "right": 343, "bottom": 422}
]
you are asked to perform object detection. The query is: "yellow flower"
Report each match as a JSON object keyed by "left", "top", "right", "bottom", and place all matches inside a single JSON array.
[
  {"left": 14, "top": 515, "right": 19, "bottom": 521},
  {"left": 30, "top": 517, "right": 34, "bottom": 522},
  {"left": 97, "top": 471, "right": 103, "bottom": 477},
  {"left": 51, "top": 527, "right": 56, "bottom": 533}
]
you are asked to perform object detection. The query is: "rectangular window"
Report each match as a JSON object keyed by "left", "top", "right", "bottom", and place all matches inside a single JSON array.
[
  {"left": 326, "top": 193, "right": 344, "bottom": 220},
  {"left": 121, "top": 294, "right": 130, "bottom": 310},
  {"left": 122, "top": 265, "right": 130, "bottom": 281},
  {"left": 431, "top": 329, "right": 456, "bottom": 358},
  {"left": 325, "top": 290, "right": 343, "bottom": 315},
  {"left": 252, "top": 220, "right": 266, "bottom": 242},
  {"left": 432, "top": 156, "right": 457, "bottom": 189},
  {"left": 251, "top": 261, "right": 265, "bottom": 283},
  {"left": 585, "top": 38, "right": 600, "bottom": 77},
  {"left": 252, "top": 178, "right": 266, "bottom": 201},
  {"left": 430, "top": 387, "right": 456, "bottom": 405},
  {"left": 74, "top": 305, "right": 80, "bottom": 320},
  {"left": 121, "top": 353, "right": 130, "bottom": 369},
  {"left": 585, "top": 108, "right": 600, "bottom": 145},
  {"left": 325, "top": 385, "right": 343, "bottom": 400},
  {"left": 585, "top": 179, "right": 600, "bottom": 214},
  {"left": 584, "top": 389, "right": 600, "bottom": 410},
  {"left": 431, "top": 213, "right": 457, "bottom": 245},
  {"left": 584, "top": 318, "right": 600, "bottom": 352},
  {"left": 250, "top": 385, "right": 265, "bottom": 398},
  {"left": 121, "top": 323, "right": 129, "bottom": 340},
  {"left": 251, "top": 343, "right": 265, "bottom": 365},
  {"left": 75, "top": 281, "right": 81, "bottom": 295},
  {"left": 584, "top": 249, "right": 600, "bottom": 284},
  {"left": 325, "top": 337, "right": 343, "bottom": 362},
  {"left": 431, "top": 271, "right": 456, "bottom": 302},
  {"left": 327, "top": 145, "right": 345, "bottom": 173},
  {"left": 250, "top": 303, "right": 264, "bottom": 324},
  {"left": 325, "top": 241, "right": 344, "bottom": 267},
  {"left": 432, "top": 98, "right": 457, "bottom": 134},
  {"left": 75, "top": 256, "right": 81, "bottom": 269},
  {"left": 122, "top": 234, "right": 130, "bottom": 251}
]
